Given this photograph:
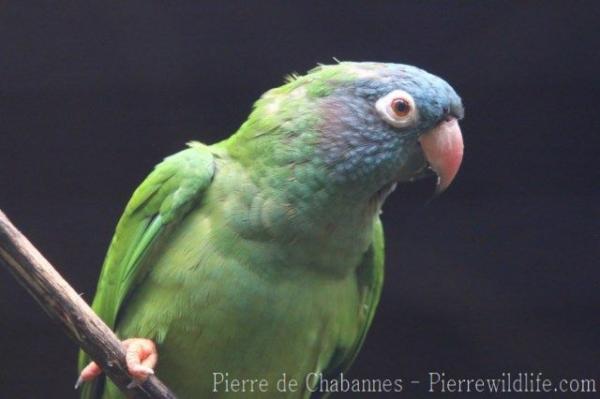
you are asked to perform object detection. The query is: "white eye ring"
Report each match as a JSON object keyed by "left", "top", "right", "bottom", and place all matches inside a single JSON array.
[{"left": 375, "top": 89, "right": 418, "bottom": 128}]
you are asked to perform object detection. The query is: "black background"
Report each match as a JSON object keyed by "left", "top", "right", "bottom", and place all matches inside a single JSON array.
[{"left": 1, "top": 2, "right": 599, "bottom": 398}]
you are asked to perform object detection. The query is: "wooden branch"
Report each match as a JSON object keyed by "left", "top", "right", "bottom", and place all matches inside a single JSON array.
[{"left": 0, "top": 210, "right": 177, "bottom": 399}]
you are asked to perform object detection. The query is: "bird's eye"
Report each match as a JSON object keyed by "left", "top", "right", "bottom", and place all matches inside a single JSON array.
[
  {"left": 375, "top": 90, "right": 418, "bottom": 128},
  {"left": 391, "top": 98, "right": 411, "bottom": 117}
]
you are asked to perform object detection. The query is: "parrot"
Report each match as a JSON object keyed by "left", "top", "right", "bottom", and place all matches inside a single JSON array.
[{"left": 77, "top": 61, "right": 464, "bottom": 398}]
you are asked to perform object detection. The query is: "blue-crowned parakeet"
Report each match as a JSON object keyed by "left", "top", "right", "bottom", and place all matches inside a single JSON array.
[{"left": 78, "top": 62, "right": 464, "bottom": 398}]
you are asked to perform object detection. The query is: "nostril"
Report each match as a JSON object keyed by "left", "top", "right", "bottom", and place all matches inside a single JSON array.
[{"left": 442, "top": 106, "right": 454, "bottom": 122}]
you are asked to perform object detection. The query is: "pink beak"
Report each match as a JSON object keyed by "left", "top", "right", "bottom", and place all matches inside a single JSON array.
[{"left": 418, "top": 118, "right": 464, "bottom": 194}]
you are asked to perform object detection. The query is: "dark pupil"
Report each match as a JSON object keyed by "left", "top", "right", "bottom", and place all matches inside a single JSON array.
[{"left": 394, "top": 100, "right": 408, "bottom": 113}]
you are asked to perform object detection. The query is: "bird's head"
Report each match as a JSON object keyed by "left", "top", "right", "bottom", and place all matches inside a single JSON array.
[{"left": 231, "top": 61, "right": 464, "bottom": 201}]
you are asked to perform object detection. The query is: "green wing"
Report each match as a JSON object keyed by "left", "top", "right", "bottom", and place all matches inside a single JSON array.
[
  {"left": 78, "top": 142, "right": 215, "bottom": 398},
  {"left": 317, "top": 218, "right": 385, "bottom": 396}
]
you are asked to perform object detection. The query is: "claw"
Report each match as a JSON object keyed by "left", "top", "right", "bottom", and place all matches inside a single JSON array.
[
  {"left": 76, "top": 338, "right": 158, "bottom": 387},
  {"left": 74, "top": 375, "right": 84, "bottom": 390},
  {"left": 130, "top": 365, "right": 155, "bottom": 376},
  {"left": 127, "top": 379, "right": 143, "bottom": 389}
]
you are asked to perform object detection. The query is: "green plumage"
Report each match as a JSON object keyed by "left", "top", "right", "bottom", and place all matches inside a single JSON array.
[
  {"left": 79, "top": 62, "right": 462, "bottom": 398},
  {"left": 80, "top": 140, "right": 384, "bottom": 398}
]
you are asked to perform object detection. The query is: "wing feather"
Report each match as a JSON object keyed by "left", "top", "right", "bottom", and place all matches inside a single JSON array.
[{"left": 78, "top": 142, "right": 215, "bottom": 399}]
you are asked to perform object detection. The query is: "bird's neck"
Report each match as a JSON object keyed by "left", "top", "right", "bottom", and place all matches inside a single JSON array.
[
  {"left": 215, "top": 147, "right": 385, "bottom": 277},
  {"left": 259, "top": 178, "right": 382, "bottom": 277}
]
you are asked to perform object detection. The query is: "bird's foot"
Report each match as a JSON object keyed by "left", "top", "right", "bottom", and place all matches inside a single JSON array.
[{"left": 75, "top": 338, "right": 158, "bottom": 389}]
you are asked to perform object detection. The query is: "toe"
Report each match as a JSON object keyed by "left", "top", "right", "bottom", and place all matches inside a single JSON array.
[
  {"left": 123, "top": 338, "right": 158, "bottom": 380},
  {"left": 75, "top": 361, "right": 103, "bottom": 389}
]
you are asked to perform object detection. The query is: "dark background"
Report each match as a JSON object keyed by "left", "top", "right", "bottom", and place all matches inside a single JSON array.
[{"left": 1, "top": 1, "right": 598, "bottom": 398}]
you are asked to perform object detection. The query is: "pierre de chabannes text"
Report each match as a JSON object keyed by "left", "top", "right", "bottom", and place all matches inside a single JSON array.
[{"left": 212, "top": 371, "right": 597, "bottom": 394}]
